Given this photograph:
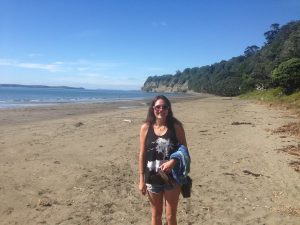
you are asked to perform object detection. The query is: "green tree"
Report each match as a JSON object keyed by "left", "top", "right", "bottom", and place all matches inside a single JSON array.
[
  {"left": 244, "top": 45, "right": 260, "bottom": 57},
  {"left": 264, "top": 23, "right": 280, "bottom": 44},
  {"left": 272, "top": 58, "right": 300, "bottom": 93}
]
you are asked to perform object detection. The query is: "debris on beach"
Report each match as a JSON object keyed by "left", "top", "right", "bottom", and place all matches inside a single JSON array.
[
  {"left": 122, "top": 119, "right": 132, "bottom": 123},
  {"left": 74, "top": 122, "right": 84, "bottom": 127},
  {"left": 3, "top": 207, "right": 14, "bottom": 215},
  {"left": 271, "top": 122, "right": 300, "bottom": 172},
  {"left": 37, "top": 198, "right": 52, "bottom": 207},
  {"left": 242, "top": 170, "right": 263, "bottom": 177},
  {"left": 231, "top": 121, "right": 253, "bottom": 125},
  {"left": 272, "top": 122, "right": 300, "bottom": 138},
  {"left": 289, "top": 161, "right": 300, "bottom": 172},
  {"left": 272, "top": 205, "right": 300, "bottom": 216},
  {"left": 277, "top": 145, "right": 300, "bottom": 157},
  {"left": 223, "top": 172, "right": 235, "bottom": 176},
  {"left": 277, "top": 145, "right": 300, "bottom": 172},
  {"left": 199, "top": 130, "right": 209, "bottom": 132}
]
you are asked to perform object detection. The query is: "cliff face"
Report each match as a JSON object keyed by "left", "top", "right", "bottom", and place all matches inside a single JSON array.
[{"left": 142, "top": 80, "right": 189, "bottom": 92}]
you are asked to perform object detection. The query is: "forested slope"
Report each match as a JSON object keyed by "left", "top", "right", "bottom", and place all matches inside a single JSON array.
[{"left": 142, "top": 20, "right": 300, "bottom": 96}]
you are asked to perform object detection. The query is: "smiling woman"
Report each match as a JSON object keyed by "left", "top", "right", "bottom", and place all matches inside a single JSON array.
[{"left": 139, "top": 95, "right": 188, "bottom": 225}]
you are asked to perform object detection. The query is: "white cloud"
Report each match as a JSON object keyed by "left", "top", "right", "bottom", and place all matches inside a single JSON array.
[
  {"left": 0, "top": 57, "right": 142, "bottom": 89},
  {"left": 73, "top": 59, "right": 127, "bottom": 69},
  {"left": 77, "top": 67, "right": 89, "bottom": 72},
  {"left": 53, "top": 74, "right": 142, "bottom": 90},
  {"left": 152, "top": 21, "right": 168, "bottom": 27},
  {"left": 18, "top": 63, "right": 63, "bottom": 72},
  {"left": 54, "top": 61, "right": 64, "bottom": 65},
  {"left": 80, "top": 72, "right": 103, "bottom": 78},
  {"left": 0, "top": 58, "right": 17, "bottom": 66},
  {"left": 0, "top": 58, "right": 64, "bottom": 72},
  {"left": 0, "top": 58, "right": 126, "bottom": 73},
  {"left": 28, "top": 53, "right": 43, "bottom": 57}
]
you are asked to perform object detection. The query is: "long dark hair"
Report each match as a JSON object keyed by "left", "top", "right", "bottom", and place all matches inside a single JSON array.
[{"left": 145, "top": 95, "right": 182, "bottom": 129}]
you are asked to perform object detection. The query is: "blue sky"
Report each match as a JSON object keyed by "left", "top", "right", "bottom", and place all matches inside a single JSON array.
[{"left": 0, "top": 0, "right": 299, "bottom": 90}]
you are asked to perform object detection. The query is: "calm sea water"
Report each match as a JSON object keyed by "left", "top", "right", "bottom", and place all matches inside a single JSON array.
[{"left": 0, "top": 87, "right": 184, "bottom": 109}]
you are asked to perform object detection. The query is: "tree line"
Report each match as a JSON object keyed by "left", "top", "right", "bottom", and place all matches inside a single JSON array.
[{"left": 143, "top": 20, "right": 300, "bottom": 96}]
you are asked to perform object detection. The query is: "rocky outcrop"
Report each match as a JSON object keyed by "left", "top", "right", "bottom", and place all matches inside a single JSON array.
[{"left": 142, "top": 80, "right": 189, "bottom": 93}]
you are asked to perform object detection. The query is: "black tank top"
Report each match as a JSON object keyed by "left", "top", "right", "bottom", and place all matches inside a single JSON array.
[{"left": 144, "top": 125, "right": 179, "bottom": 184}]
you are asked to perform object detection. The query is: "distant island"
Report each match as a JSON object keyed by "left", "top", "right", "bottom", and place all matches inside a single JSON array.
[{"left": 0, "top": 84, "right": 85, "bottom": 90}]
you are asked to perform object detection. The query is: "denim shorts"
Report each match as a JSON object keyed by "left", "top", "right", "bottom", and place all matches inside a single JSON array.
[{"left": 146, "top": 183, "right": 179, "bottom": 194}]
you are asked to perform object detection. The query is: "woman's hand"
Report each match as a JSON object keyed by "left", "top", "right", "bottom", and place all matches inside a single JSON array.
[
  {"left": 139, "top": 180, "right": 147, "bottom": 195},
  {"left": 160, "top": 159, "right": 177, "bottom": 174}
]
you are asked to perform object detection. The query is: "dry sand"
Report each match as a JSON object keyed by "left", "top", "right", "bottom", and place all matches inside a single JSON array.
[{"left": 0, "top": 96, "right": 299, "bottom": 225}]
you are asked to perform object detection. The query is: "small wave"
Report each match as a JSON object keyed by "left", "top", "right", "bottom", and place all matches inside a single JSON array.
[
  {"left": 30, "top": 99, "right": 41, "bottom": 102},
  {"left": 0, "top": 88, "right": 187, "bottom": 109},
  {"left": 118, "top": 106, "right": 140, "bottom": 109}
]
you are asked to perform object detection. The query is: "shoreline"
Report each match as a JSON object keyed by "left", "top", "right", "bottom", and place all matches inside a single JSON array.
[
  {"left": 0, "top": 87, "right": 199, "bottom": 111},
  {"left": 0, "top": 93, "right": 209, "bottom": 126}
]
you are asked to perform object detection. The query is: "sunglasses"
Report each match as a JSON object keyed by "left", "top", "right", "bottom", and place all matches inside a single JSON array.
[{"left": 153, "top": 104, "right": 169, "bottom": 111}]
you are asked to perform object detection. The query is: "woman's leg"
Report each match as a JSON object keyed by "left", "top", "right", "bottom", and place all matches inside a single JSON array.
[
  {"left": 148, "top": 191, "right": 164, "bottom": 225},
  {"left": 164, "top": 185, "right": 181, "bottom": 225}
]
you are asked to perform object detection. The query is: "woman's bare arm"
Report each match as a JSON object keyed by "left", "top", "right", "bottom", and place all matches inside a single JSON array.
[
  {"left": 139, "top": 123, "right": 149, "bottom": 195},
  {"left": 174, "top": 123, "right": 187, "bottom": 147}
]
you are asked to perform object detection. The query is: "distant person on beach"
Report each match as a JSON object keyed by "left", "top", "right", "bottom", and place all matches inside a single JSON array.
[{"left": 139, "top": 95, "right": 187, "bottom": 225}]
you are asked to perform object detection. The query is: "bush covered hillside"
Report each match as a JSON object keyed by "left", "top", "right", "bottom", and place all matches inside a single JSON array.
[{"left": 142, "top": 20, "right": 300, "bottom": 96}]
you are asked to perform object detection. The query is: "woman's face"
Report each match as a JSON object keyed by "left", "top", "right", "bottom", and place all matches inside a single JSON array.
[{"left": 153, "top": 99, "right": 169, "bottom": 120}]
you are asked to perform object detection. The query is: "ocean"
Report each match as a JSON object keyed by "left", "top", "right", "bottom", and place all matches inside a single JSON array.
[{"left": 0, "top": 87, "right": 184, "bottom": 109}]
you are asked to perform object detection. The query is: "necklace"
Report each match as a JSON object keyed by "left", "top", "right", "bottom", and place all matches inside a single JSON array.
[{"left": 155, "top": 124, "right": 167, "bottom": 131}]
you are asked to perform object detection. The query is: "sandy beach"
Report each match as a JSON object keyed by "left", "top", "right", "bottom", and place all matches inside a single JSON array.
[{"left": 0, "top": 95, "right": 299, "bottom": 225}]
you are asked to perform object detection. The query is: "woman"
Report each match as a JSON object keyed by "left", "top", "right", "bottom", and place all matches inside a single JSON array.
[{"left": 139, "top": 95, "right": 187, "bottom": 225}]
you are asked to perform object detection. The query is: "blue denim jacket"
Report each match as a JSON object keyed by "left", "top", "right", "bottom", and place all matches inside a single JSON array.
[{"left": 170, "top": 144, "right": 191, "bottom": 184}]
